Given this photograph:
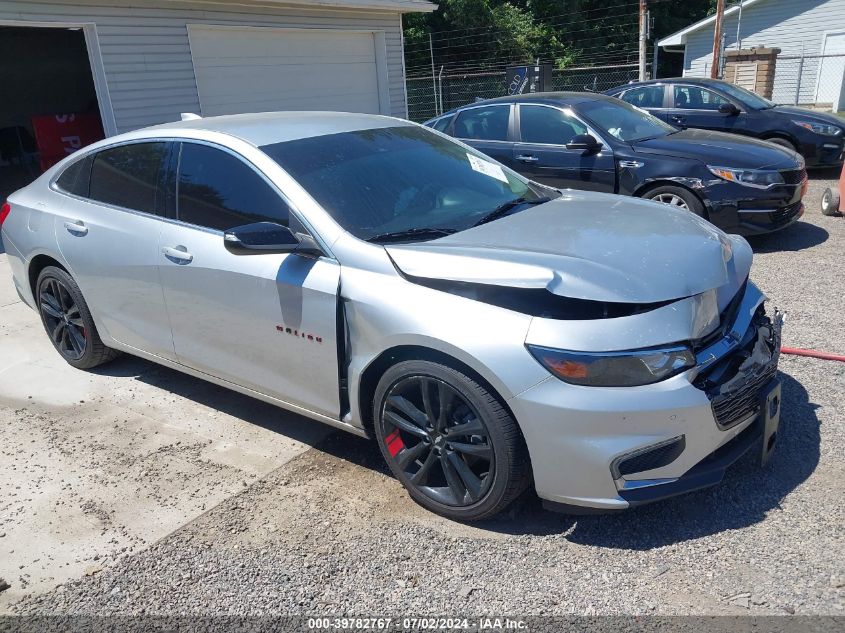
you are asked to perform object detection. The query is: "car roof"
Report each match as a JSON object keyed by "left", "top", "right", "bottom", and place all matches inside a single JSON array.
[
  {"left": 435, "top": 91, "right": 620, "bottom": 117},
  {"left": 141, "top": 111, "right": 414, "bottom": 147},
  {"left": 606, "top": 77, "right": 730, "bottom": 93}
]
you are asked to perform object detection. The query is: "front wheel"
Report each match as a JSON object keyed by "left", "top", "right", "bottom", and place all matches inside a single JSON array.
[
  {"left": 765, "top": 137, "right": 798, "bottom": 153},
  {"left": 821, "top": 187, "right": 841, "bottom": 216},
  {"left": 644, "top": 185, "right": 706, "bottom": 218},
  {"left": 373, "top": 360, "right": 529, "bottom": 521},
  {"left": 36, "top": 266, "right": 120, "bottom": 369}
]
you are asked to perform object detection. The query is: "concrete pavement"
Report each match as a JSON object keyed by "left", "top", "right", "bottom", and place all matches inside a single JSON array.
[{"left": 0, "top": 252, "right": 328, "bottom": 610}]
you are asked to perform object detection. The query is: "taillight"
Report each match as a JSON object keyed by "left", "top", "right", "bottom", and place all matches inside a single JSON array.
[{"left": 0, "top": 202, "right": 10, "bottom": 229}]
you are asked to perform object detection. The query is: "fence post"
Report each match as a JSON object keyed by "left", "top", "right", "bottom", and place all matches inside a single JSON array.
[
  {"left": 429, "top": 33, "right": 438, "bottom": 116},
  {"left": 437, "top": 66, "right": 444, "bottom": 115},
  {"left": 794, "top": 45, "right": 804, "bottom": 105}
]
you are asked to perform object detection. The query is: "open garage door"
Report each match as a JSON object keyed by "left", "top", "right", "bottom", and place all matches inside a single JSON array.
[{"left": 187, "top": 25, "right": 388, "bottom": 116}]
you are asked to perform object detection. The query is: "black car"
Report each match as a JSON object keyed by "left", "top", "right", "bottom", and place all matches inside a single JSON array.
[
  {"left": 605, "top": 78, "right": 845, "bottom": 169},
  {"left": 424, "top": 92, "right": 806, "bottom": 235}
]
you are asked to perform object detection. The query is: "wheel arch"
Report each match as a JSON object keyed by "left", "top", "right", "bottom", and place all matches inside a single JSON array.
[
  {"left": 356, "top": 344, "right": 520, "bottom": 439},
  {"left": 28, "top": 253, "right": 70, "bottom": 301},
  {"left": 633, "top": 179, "right": 709, "bottom": 218},
  {"left": 759, "top": 132, "right": 799, "bottom": 150}
]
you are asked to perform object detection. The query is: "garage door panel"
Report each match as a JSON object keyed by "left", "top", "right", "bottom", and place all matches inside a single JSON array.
[{"left": 188, "top": 25, "right": 384, "bottom": 115}]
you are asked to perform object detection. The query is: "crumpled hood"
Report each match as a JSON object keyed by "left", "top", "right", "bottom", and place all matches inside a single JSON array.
[
  {"left": 633, "top": 128, "right": 799, "bottom": 168},
  {"left": 386, "top": 191, "right": 752, "bottom": 304}
]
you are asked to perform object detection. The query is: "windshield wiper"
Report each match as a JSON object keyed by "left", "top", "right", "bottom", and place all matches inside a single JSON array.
[
  {"left": 366, "top": 227, "right": 457, "bottom": 244},
  {"left": 472, "top": 196, "right": 551, "bottom": 227}
]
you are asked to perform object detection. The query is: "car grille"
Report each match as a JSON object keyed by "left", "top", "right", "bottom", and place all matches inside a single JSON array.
[
  {"left": 709, "top": 360, "right": 778, "bottom": 429},
  {"left": 694, "top": 308, "right": 781, "bottom": 430},
  {"left": 780, "top": 167, "right": 807, "bottom": 185},
  {"left": 770, "top": 201, "right": 802, "bottom": 225}
]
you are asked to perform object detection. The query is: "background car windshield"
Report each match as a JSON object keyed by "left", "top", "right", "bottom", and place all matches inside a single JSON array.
[
  {"left": 261, "top": 126, "right": 547, "bottom": 241},
  {"left": 715, "top": 82, "right": 775, "bottom": 109},
  {"left": 578, "top": 99, "right": 676, "bottom": 142}
]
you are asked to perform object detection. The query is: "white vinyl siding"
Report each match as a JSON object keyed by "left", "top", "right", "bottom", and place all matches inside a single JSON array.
[
  {"left": 681, "top": 0, "right": 845, "bottom": 103},
  {"left": 0, "top": 0, "right": 410, "bottom": 133}
]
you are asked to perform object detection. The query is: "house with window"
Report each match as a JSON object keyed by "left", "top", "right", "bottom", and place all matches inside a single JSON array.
[
  {"left": 0, "top": 0, "right": 435, "bottom": 199},
  {"left": 658, "top": 0, "right": 845, "bottom": 110}
]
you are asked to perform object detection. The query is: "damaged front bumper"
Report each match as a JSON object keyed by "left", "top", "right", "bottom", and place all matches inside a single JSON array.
[{"left": 510, "top": 282, "right": 784, "bottom": 513}]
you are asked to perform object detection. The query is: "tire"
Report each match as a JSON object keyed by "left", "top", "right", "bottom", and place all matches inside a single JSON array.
[
  {"left": 765, "top": 137, "right": 798, "bottom": 153},
  {"left": 821, "top": 187, "right": 841, "bottom": 216},
  {"left": 643, "top": 185, "right": 706, "bottom": 218},
  {"left": 373, "top": 360, "right": 529, "bottom": 521},
  {"left": 35, "top": 266, "right": 120, "bottom": 369}
]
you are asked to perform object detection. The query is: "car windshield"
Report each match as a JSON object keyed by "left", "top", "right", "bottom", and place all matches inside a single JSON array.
[
  {"left": 260, "top": 126, "right": 554, "bottom": 242},
  {"left": 714, "top": 82, "right": 775, "bottom": 109},
  {"left": 576, "top": 99, "right": 677, "bottom": 142}
]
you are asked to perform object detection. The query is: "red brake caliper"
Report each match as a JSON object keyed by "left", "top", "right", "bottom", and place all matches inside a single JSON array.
[{"left": 385, "top": 429, "right": 405, "bottom": 457}]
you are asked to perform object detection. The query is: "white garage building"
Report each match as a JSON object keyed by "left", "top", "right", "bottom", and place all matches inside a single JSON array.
[
  {"left": 0, "top": 0, "right": 434, "bottom": 197},
  {"left": 0, "top": 0, "right": 436, "bottom": 135}
]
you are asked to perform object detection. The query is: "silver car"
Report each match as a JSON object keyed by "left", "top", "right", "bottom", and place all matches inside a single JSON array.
[{"left": 0, "top": 112, "right": 783, "bottom": 521}]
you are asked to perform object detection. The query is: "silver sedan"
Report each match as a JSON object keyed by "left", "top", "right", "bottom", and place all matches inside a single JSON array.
[{"left": 0, "top": 112, "right": 783, "bottom": 520}]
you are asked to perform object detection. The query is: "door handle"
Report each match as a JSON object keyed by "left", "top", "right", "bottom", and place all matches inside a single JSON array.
[
  {"left": 671, "top": 115, "right": 686, "bottom": 123},
  {"left": 63, "top": 220, "right": 88, "bottom": 236},
  {"left": 162, "top": 245, "right": 194, "bottom": 264},
  {"left": 516, "top": 155, "right": 539, "bottom": 163}
]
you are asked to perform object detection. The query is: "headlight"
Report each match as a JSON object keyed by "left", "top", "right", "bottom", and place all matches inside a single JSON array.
[
  {"left": 526, "top": 344, "right": 695, "bottom": 387},
  {"left": 707, "top": 166, "right": 785, "bottom": 188},
  {"left": 792, "top": 120, "right": 843, "bottom": 136}
]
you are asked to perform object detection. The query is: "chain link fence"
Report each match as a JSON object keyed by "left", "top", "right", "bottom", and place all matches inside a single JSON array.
[
  {"left": 407, "top": 64, "right": 645, "bottom": 122},
  {"left": 770, "top": 53, "right": 845, "bottom": 111}
]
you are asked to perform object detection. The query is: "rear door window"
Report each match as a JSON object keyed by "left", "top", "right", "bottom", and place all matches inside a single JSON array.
[
  {"left": 176, "top": 142, "right": 290, "bottom": 232},
  {"left": 453, "top": 105, "right": 510, "bottom": 141},
  {"left": 88, "top": 142, "right": 168, "bottom": 215}
]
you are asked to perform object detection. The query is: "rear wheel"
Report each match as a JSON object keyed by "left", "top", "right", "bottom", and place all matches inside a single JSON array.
[
  {"left": 644, "top": 185, "right": 706, "bottom": 218},
  {"left": 821, "top": 187, "right": 841, "bottom": 216},
  {"left": 36, "top": 266, "right": 119, "bottom": 369},
  {"left": 373, "top": 360, "right": 529, "bottom": 521}
]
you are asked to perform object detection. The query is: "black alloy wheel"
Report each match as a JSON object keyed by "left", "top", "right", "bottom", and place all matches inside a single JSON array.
[
  {"left": 36, "top": 266, "right": 119, "bottom": 369},
  {"left": 39, "top": 276, "right": 87, "bottom": 361},
  {"left": 374, "top": 360, "right": 529, "bottom": 521}
]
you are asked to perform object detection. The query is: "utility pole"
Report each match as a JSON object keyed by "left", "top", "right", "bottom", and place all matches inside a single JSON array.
[
  {"left": 638, "top": 0, "right": 648, "bottom": 81},
  {"left": 711, "top": 0, "right": 726, "bottom": 78}
]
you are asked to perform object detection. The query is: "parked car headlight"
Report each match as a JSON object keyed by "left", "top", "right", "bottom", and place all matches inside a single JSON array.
[
  {"left": 792, "top": 120, "right": 843, "bottom": 136},
  {"left": 526, "top": 344, "right": 695, "bottom": 387},
  {"left": 707, "top": 166, "right": 785, "bottom": 188}
]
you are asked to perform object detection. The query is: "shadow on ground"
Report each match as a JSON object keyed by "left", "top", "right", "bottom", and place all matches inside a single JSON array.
[
  {"left": 95, "top": 354, "right": 820, "bottom": 550},
  {"left": 312, "top": 371, "right": 821, "bottom": 548},
  {"left": 748, "top": 220, "right": 829, "bottom": 253},
  {"left": 91, "top": 354, "right": 322, "bottom": 446}
]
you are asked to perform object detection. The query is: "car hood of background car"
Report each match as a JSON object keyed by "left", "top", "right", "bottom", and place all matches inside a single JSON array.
[
  {"left": 632, "top": 128, "right": 799, "bottom": 168},
  {"left": 769, "top": 105, "right": 845, "bottom": 128},
  {"left": 385, "top": 191, "right": 752, "bottom": 305}
]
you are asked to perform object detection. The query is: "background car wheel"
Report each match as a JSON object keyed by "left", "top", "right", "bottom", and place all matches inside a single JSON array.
[
  {"left": 765, "top": 137, "right": 798, "bottom": 153},
  {"left": 36, "top": 266, "right": 120, "bottom": 370},
  {"left": 644, "top": 185, "right": 706, "bottom": 218},
  {"left": 373, "top": 360, "right": 529, "bottom": 521},
  {"left": 821, "top": 187, "right": 841, "bottom": 216}
]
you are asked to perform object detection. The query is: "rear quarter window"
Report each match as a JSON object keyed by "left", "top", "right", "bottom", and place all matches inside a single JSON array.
[{"left": 55, "top": 155, "right": 94, "bottom": 198}]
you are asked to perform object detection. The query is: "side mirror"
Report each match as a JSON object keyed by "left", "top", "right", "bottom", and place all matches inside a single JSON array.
[
  {"left": 718, "top": 103, "right": 740, "bottom": 115},
  {"left": 224, "top": 222, "right": 323, "bottom": 257},
  {"left": 566, "top": 134, "right": 602, "bottom": 153}
]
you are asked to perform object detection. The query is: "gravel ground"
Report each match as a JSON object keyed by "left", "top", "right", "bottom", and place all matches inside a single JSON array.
[{"left": 8, "top": 174, "right": 845, "bottom": 617}]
